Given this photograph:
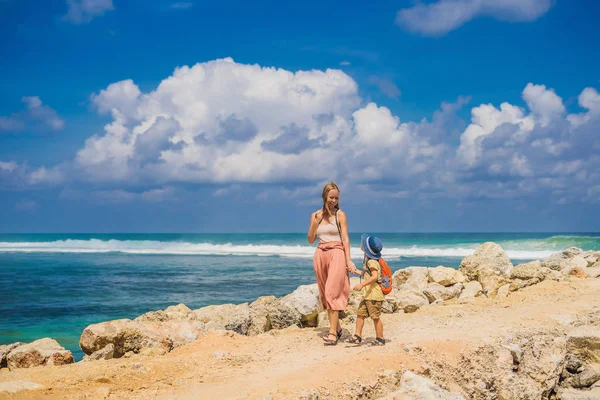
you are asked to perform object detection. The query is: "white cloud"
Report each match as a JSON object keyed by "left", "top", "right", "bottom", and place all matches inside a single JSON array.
[
  {"left": 3, "top": 59, "right": 599, "bottom": 207},
  {"left": 0, "top": 117, "right": 25, "bottom": 132},
  {"left": 369, "top": 76, "right": 401, "bottom": 99},
  {"left": 396, "top": 0, "right": 553, "bottom": 36},
  {"left": 78, "top": 57, "right": 360, "bottom": 184},
  {"left": 90, "top": 79, "right": 141, "bottom": 118},
  {"left": 64, "top": 0, "right": 114, "bottom": 24},
  {"left": 567, "top": 87, "right": 600, "bottom": 127},
  {"left": 0, "top": 161, "right": 65, "bottom": 189},
  {"left": 27, "top": 166, "right": 65, "bottom": 185},
  {"left": 457, "top": 101, "right": 533, "bottom": 166},
  {"left": 22, "top": 96, "right": 65, "bottom": 130},
  {"left": 0, "top": 96, "right": 64, "bottom": 133},
  {"left": 0, "top": 161, "right": 18, "bottom": 172},
  {"left": 455, "top": 83, "right": 600, "bottom": 201},
  {"left": 255, "top": 184, "right": 323, "bottom": 205},
  {"left": 522, "top": 83, "right": 565, "bottom": 127},
  {"left": 59, "top": 187, "right": 178, "bottom": 204},
  {"left": 579, "top": 87, "right": 600, "bottom": 113}
]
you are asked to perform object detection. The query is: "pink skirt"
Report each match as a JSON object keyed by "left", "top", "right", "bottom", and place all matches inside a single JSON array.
[{"left": 313, "top": 242, "right": 350, "bottom": 311}]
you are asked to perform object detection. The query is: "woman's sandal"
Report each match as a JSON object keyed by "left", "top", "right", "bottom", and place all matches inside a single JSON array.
[
  {"left": 346, "top": 334, "right": 362, "bottom": 344},
  {"left": 370, "top": 337, "right": 386, "bottom": 346},
  {"left": 322, "top": 328, "right": 343, "bottom": 341},
  {"left": 323, "top": 333, "right": 338, "bottom": 346}
]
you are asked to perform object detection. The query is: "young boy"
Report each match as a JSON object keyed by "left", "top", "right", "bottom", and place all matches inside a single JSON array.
[{"left": 349, "top": 234, "right": 385, "bottom": 346}]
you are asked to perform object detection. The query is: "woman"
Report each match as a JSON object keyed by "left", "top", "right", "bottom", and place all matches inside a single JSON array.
[{"left": 308, "top": 182, "right": 357, "bottom": 346}]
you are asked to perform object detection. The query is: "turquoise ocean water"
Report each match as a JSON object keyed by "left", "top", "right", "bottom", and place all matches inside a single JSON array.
[{"left": 1, "top": 232, "right": 599, "bottom": 360}]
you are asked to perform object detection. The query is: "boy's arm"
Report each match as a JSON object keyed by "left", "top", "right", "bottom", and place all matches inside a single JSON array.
[{"left": 353, "top": 264, "right": 379, "bottom": 290}]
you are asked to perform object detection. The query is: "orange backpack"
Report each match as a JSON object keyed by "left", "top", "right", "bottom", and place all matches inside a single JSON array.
[
  {"left": 378, "top": 258, "right": 393, "bottom": 295},
  {"left": 365, "top": 257, "right": 393, "bottom": 295}
]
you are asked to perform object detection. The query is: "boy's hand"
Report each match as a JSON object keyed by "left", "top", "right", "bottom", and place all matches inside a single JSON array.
[{"left": 353, "top": 284, "right": 363, "bottom": 291}]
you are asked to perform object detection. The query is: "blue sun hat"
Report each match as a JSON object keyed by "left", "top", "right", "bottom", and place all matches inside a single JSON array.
[{"left": 361, "top": 234, "right": 383, "bottom": 260}]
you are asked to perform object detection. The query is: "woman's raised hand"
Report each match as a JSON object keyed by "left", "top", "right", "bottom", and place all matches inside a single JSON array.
[{"left": 314, "top": 210, "right": 324, "bottom": 224}]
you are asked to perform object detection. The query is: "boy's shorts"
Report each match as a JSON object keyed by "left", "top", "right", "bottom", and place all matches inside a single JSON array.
[{"left": 357, "top": 300, "right": 383, "bottom": 319}]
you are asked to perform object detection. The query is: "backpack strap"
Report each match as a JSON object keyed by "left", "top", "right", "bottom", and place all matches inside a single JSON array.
[
  {"left": 334, "top": 209, "right": 342, "bottom": 241},
  {"left": 363, "top": 258, "right": 382, "bottom": 284}
]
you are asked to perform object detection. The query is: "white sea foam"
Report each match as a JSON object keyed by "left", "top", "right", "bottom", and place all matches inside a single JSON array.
[{"left": 0, "top": 239, "right": 556, "bottom": 259}]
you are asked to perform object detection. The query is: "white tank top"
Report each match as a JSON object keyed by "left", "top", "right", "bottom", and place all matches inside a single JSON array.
[{"left": 316, "top": 211, "right": 342, "bottom": 243}]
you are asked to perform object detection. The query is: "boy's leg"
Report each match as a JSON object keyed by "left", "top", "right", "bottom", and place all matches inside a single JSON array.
[
  {"left": 373, "top": 318, "right": 383, "bottom": 339},
  {"left": 351, "top": 300, "right": 368, "bottom": 343},
  {"left": 366, "top": 300, "right": 384, "bottom": 340}
]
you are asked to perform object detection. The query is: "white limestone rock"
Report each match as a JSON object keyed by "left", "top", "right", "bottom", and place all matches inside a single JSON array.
[
  {"left": 459, "top": 242, "right": 513, "bottom": 281},
  {"left": 428, "top": 266, "right": 466, "bottom": 287},
  {"left": 6, "top": 338, "right": 74, "bottom": 370}
]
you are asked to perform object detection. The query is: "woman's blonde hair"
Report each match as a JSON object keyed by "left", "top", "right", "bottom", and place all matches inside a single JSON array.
[{"left": 321, "top": 182, "right": 340, "bottom": 217}]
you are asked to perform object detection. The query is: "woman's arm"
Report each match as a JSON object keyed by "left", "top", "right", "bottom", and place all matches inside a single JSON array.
[
  {"left": 307, "top": 210, "right": 323, "bottom": 244},
  {"left": 337, "top": 210, "right": 357, "bottom": 272}
]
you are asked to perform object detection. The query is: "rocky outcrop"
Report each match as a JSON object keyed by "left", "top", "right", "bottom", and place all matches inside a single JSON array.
[
  {"left": 478, "top": 268, "right": 510, "bottom": 297},
  {"left": 423, "top": 282, "right": 463, "bottom": 303},
  {"left": 565, "top": 326, "right": 600, "bottom": 365},
  {"left": 377, "top": 371, "right": 465, "bottom": 400},
  {"left": 193, "top": 303, "right": 252, "bottom": 334},
  {"left": 248, "top": 295, "right": 277, "bottom": 335},
  {"left": 458, "top": 242, "right": 513, "bottom": 280},
  {"left": 585, "top": 267, "right": 600, "bottom": 278},
  {"left": 82, "top": 343, "right": 114, "bottom": 362},
  {"left": 393, "top": 267, "right": 429, "bottom": 291},
  {"left": 423, "top": 333, "right": 567, "bottom": 400},
  {"left": 80, "top": 319, "right": 173, "bottom": 358},
  {"left": 68, "top": 242, "right": 600, "bottom": 376},
  {"left": 0, "top": 342, "right": 24, "bottom": 368},
  {"left": 582, "top": 251, "right": 600, "bottom": 266},
  {"left": 78, "top": 285, "right": 321, "bottom": 360},
  {"left": 558, "top": 388, "right": 600, "bottom": 399},
  {"left": 510, "top": 260, "right": 548, "bottom": 281},
  {"left": 5, "top": 241, "right": 600, "bottom": 400},
  {"left": 429, "top": 266, "right": 466, "bottom": 287},
  {"left": 551, "top": 325, "right": 600, "bottom": 397},
  {"left": 278, "top": 284, "right": 322, "bottom": 327},
  {"left": 387, "top": 284, "right": 429, "bottom": 313},
  {"left": 0, "top": 380, "right": 44, "bottom": 394},
  {"left": 6, "top": 338, "right": 74, "bottom": 370},
  {"left": 562, "top": 256, "right": 589, "bottom": 275},
  {"left": 541, "top": 249, "right": 600, "bottom": 279},
  {"left": 136, "top": 303, "right": 196, "bottom": 323},
  {"left": 459, "top": 281, "right": 483, "bottom": 299},
  {"left": 136, "top": 304, "right": 206, "bottom": 348},
  {"left": 403, "top": 321, "right": 600, "bottom": 400},
  {"left": 542, "top": 247, "right": 584, "bottom": 271},
  {"left": 96, "top": 303, "right": 206, "bottom": 353}
]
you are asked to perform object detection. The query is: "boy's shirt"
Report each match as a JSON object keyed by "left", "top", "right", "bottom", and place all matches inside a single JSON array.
[{"left": 362, "top": 259, "right": 385, "bottom": 301}]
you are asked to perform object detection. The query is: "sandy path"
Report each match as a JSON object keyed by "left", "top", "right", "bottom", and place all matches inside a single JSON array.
[{"left": 1, "top": 278, "right": 599, "bottom": 399}]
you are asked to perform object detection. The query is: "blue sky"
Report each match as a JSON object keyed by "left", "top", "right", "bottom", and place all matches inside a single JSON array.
[{"left": 1, "top": 0, "right": 599, "bottom": 233}]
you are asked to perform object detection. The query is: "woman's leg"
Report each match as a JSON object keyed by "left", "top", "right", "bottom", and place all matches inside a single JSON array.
[
  {"left": 313, "top": 248, "right": 329, "bottom": 309},
  {"left": 324, "top": 248, "right": 350, "bottom": 311},
  {"left": 327, "top": 310, "right": 339, "bottom": 339}
]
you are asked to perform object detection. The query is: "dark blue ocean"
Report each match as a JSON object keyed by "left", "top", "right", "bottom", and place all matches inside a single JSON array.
[{"left": 1, "top": 232, "right": 599, "bottom": 360}]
